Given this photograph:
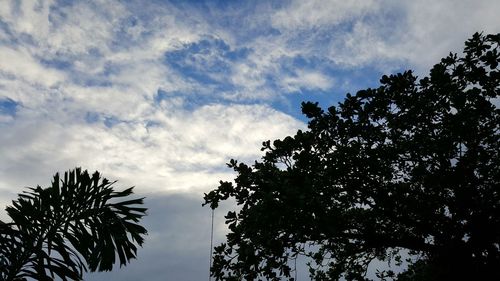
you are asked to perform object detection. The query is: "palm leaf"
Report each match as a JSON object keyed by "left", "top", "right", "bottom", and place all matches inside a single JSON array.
[{"left": 1, "top": 168, "right": 148, "bottom": 280}]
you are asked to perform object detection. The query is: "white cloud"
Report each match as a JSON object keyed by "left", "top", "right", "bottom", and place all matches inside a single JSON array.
[
  {"left": 236, "top": 0, "right": 500, "bottom": 79},
  {"left": 229, "top": 62, "right": 267, "bottom": 95},
  {"left": 0, "top": 0, "right": 53, "bottom": 40},
  {"left": 0, "top": 46, "right": 65, "bottom": 87},
  {"left": 1, "top": 0, "right": 498, "bottom": 202},
  {"left": 280, "top": 70, "right": 333, "bottom": 93},
  {"left": 45, "top": 1, "right": 126, "bottom": 56},
  {"left": 0, "top": 103, "right": 303, "bottom": 196},
  {"left": 62, "top": 84, "right": 151, "bottom": 119},
  {"left": 318, "top": 0, "right": 500, "bottom": 72},
  {"left": 393, "top": 0, "right": 500, "bottom": 73},
  {"left": 271, "top": 0, "right": 378, "bottom": 30},
  {"left": 227, "top": 35, "right": 302, "bottom": 99},
  {"left": 0, "top": 114, "right": 13, "bottom": 123}
]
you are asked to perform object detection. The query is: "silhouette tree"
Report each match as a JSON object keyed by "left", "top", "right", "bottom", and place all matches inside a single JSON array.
[
  {"left": 0, "top": 168, "right": 147, "bottom": 281},
  {"left": 204, "top": 32, "right": 500, "bottom": 280}
]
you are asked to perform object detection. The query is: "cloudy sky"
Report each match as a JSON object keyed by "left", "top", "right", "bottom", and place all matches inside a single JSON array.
[{"left": 0, "top": 0, "right": 499, "bottom": 280}]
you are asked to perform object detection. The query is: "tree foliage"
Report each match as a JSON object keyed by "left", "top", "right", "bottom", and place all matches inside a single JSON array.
[
  {"left": 0, "top": 168, "right": 147, "bottom": 281},
  {"left": 204, "top": 32, "right": 500, "bottom": 280}
]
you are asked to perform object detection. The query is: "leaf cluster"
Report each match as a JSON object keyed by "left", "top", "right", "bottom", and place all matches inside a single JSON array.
[{"left": 204, "top": 33, "right": 500, "bottom": 280}]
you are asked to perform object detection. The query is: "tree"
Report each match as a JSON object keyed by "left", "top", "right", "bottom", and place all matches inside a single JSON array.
[
  {"left": 203, "top": 32, "right": 500, "bottom": 280},
  {"left": 0, "top": 168, "right": 147, "bottom": 281}
]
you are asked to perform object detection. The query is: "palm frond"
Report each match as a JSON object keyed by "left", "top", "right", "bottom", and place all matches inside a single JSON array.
[{"left": 1, "top": 168, "right": 148, "bottom": 280}]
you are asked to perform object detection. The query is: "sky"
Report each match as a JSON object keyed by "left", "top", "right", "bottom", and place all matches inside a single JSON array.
[{"left": 0, "top": 0, "right": 499, "bottom": 280}]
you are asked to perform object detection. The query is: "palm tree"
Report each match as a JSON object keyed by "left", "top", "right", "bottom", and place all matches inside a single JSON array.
[{"left": 0, "top": 168, "right": 147, "bottom": 280}]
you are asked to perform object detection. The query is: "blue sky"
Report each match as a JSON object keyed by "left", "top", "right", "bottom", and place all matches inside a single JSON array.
[{"left": 0, "top": 0, "right": 499, "bottom": 280}]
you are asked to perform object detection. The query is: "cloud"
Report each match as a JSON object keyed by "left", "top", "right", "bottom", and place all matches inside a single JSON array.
[
  {"left": 0, "top": 103, "right": 303, "bottom": 197},
  {"left": 0, "top": 1, "right": 499, "bottom": 280},
  {"left": 271, "top": 0, "right": 378, "bottom": 30},
  {"left": 1, "top": 0, "right": 497, "bottom": 220},
  {"left": 84, "top": 192, "right": 317, "bottom": 281},
  {"left": 394, "top": 0, "right": 500, "bottom": 72},
  {"left": 280, "top": 70, "right": 334, "bottom": 93},
  {"left": 0, "top": 1, "right": 307, "bottom": 203},
  {"left": 0, "top": 0, "right": 52, "bottom": 41},
  {"left": 0, "top": 45, "right": 65, "bottom": 87},
  {"left": 231, "top": 0, "right": 500, "bottom": 83},
  {"left": 83, "top": 193, "right": 310, "bottom": 281}
]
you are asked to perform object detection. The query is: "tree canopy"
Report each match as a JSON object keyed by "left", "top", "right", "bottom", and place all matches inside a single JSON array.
[
  {"left": 204, "top": 32, "right": 500, "bottom": 280},
  {"left": 0, "top": 168, "right": 147, "bottom": 281}
]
